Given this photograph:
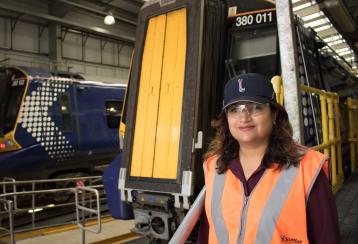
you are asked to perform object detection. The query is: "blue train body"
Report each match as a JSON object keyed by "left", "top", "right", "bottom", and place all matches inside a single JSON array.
[{"left": 0, "top": 66, "right": 126, "bottom": 180}]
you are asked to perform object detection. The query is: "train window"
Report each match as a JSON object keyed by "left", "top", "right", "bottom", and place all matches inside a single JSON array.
[
  {"left": 59, "top": 93, "right": 72, "bottom": 131},
  {"left": 0, "top": 68, "right": 27, "bottom": 135},
  {"left": 105, "top": 101, "right": 123, "bottom": 128},
  {"left": 228, "top": 27, "right": 278, "bottom": 78}
]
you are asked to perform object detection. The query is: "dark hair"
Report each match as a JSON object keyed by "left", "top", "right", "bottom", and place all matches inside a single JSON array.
[{"left": 204, "top": 101, "right": 304, "bottom": 174}]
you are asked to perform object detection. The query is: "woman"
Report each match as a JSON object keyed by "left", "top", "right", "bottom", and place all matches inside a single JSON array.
[{"left": 199, "top": 73, "right": 340, "bottom": 243}]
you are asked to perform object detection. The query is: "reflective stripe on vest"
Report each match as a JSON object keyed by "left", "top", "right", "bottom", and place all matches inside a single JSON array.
[
  {"left": 212, "top": 172, "right": 229, "bottom": 243},
  {"left": 254, "top": 165, "right": 298, "bottom": 244},
  {"left": 210, "top": 165, "right": 299, "bottom": 244},
  {"left": 204, "top": 150, "right": 329, "bottom": 244}
]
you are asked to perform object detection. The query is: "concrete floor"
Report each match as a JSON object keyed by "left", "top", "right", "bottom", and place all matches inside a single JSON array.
[
  {"left": 16, "top": 219, "right": 135, "bottom": 244},
  {"left": 4, "top": 169, "right": 358, "bottom": 244},
  {"left": 336, "top": 169, "right": 358, "bottom": 244}
]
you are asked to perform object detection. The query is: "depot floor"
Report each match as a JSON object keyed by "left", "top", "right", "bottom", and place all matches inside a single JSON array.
[
  {"left": 2, "top": 169, "right": 358, "bottom": 243},
  {"left": 336, "top": 169, "right": 358, "bottom": 244}
]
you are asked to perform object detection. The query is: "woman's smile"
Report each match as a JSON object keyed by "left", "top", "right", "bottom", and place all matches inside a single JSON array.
[{"left": 238, "top": 125, "right": 255, "bottom": 132}]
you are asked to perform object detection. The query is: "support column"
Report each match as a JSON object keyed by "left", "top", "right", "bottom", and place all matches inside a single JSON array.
[
  {"left": 276, "top": 0, "right": 304, "bottom": 143},
  {"left": 48, "top": 24, "right": 62, "bottom": 68},
  {"left": 48, "top": 2, "right": 63, "bottom": 71}
]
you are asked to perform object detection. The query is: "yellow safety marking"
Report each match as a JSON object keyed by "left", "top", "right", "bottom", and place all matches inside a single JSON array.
[
  {"left": 0, "top": 216, "right": 114, "bottom": 241},
  {"left": 43, "top": 216, "right": 114, "bottom": 235},
  {"left": 130, "top": 8, "right": 187, "bottom": 179},
  {"left": 90, "top": 232, "right": 141, "bottom": 244},
  {"left": 153, "top": 8, "right": 186, "bottom": 179}
]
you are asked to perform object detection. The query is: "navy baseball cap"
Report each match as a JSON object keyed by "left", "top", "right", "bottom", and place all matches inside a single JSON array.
[{"left": 223, "top": 73, "right": 275, "bottom": 109}]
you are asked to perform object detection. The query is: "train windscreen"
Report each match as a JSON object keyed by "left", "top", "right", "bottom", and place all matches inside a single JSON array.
[
  {"left": 227, "top": 25, "right": 278, "bottom": 78},
  {"left": 0, "top": 68, "right": 27, "bottom": 135}
]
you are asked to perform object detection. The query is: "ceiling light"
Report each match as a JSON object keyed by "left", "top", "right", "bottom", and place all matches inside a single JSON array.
[
  {"left": 339, "top": 51, "right": 353, "bottom": 56},
  {"left": 336, "top": 47, "right": 349, "bottom": 53},
  {"left": 302, "top": 12, "right": 321, "bottom": 21},
  {"left": 329, "top": 39, "right": 345, "bottom": 45},
  {"left": 323, "top": 35, "right": 342, "bottom": 43},
  {"left": 104, "top": 12, "right": 115, "bottom": 25},
  {"left": 293, "top": 2, "right": 312, "bottom": 12},
  {"left": 305, "top": 18, "right": 327, "bottom": 28},
  {"left": 314, "top": 25, "right": 330, "bottom": 32}
]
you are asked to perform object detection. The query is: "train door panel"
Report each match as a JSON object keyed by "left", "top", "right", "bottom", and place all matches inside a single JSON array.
[
  {"left": 74, "top": 86, "right": 103, "bottom": 158},
  {"left": 129, "top": 8, "right": 187, "bottom": 180},
  {"left": 74, "top": 85, "right": 121, "bottom": 162}
]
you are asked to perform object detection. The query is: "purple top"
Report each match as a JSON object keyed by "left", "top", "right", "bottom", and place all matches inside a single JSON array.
[{"left": 197, "top": 157, "right": 340, "bottom": 244}]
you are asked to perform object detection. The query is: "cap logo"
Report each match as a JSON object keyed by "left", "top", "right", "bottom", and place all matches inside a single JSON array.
[{"left": 238, "top": 78, "right": 245, "bottom": 92}]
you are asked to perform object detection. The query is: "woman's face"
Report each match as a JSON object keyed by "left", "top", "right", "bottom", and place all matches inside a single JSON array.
[{"left": 226, "top": 102, "right": 275, "bottom": 146}]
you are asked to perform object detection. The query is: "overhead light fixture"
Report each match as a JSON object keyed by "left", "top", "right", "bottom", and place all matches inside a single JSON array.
[
  {"left": 336, "top": 47, "right": 349, "bottom": 53},
  {"left": 314, "top": 25, "right": 330, "bottom": 32},
  {"left": 305, "top": 18, "right": 327, "bottom": 28},
  {"left": 104, "top": 12, "right": 115, "bottom": 25},
  {"left": 302, "top": 12, "right": 321, "bottom": 21},
  {"left": 339, "top": 50, "right": 353, "bottom": 56},
  {"left": 293, "top": 2, "right": 312, "bottom": 12}
]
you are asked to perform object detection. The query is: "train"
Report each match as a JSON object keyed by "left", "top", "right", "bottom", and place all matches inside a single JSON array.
[
  {"left": 105, "top": 0, "right": 358, "bottom": 242},
  {"left": 0, "top": 66, "right": 126, "bottom": 180}
]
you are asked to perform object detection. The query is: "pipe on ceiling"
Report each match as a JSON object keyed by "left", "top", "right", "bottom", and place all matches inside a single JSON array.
[
  {"left": 0, "top": 2, "right": 135, "bottom": 44},
  {"left": 57, "top": 0, "right": 137, "bottom": 26}
]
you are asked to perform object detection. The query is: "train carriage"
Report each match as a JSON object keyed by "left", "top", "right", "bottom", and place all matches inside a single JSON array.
[{"left": 0, "top": 66, "right": 126, "bottom": 180}]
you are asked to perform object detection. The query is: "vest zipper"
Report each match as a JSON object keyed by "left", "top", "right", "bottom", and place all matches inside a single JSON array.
[
  {"left": 236, "top": 170, "right": 268, "bottom": 243},
  {"left": 237, "top": 196, "right": 249, "bottom": 244}
]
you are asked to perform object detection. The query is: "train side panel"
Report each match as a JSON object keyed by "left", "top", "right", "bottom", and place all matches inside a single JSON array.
[
  {"left": 74, "top": 84, "right": 124, "bottom": 164},
  {"left": 0, "top": 66, "right": 125, "bottom": 180}
]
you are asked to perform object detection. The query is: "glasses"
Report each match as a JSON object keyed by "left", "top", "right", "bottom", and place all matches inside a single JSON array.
[{"left": 226, "top": 103, "right": 269, "bottom": 118}]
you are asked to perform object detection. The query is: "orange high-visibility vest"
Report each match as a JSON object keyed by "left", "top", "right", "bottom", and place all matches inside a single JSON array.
[{"left": 204, "top": 149, "right": 329, "bottom": 244}]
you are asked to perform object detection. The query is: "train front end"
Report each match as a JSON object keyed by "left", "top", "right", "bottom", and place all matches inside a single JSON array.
[
  {"left": 118, "top": 0, "right": 227, "bottom": 240},
  {"left": 0, "top": 67, "right": 28, "bottom": 153}
]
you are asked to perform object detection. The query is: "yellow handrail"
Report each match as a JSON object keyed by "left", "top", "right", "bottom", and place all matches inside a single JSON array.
[
  {"left": 270, "top": 78, "right": 345, "bottom": 192},
  {"left": 299, "top": 84, "right": 343, "bottom": 192},
  {"left": 271, "top": 76, "right": 284, "bottom": 106},
  {"left": 347, "top": 98, "right": 358, "bottom": 172}
]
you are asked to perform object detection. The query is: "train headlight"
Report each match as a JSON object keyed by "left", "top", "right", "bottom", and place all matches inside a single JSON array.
[
  {"left": 0, "top": 134, "right": 21, "bottom": 152},
  {"left": 4, "top": 139, "right": 14, "bottom": 147}
]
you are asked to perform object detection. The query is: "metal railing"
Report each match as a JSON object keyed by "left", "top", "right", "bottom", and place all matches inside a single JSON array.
[
  {"left": 2, "top": 178, "right": 17, "bottom": 210},
  {"left": 0, "top": 176, "right": 105, "bottom": 243},
  {"left": 299, "top": 85, "right": 343, "bottom": 192},
  {"left": 0, "top": 199, "right": 14, "bottom": 244},
  {"left": 271, "top": 77, "right": 345, "bottom": 193},
  {"left": 347, "top": 98, "right": 358, "bottom": 172},
  {"left": 74, "top": 186, "right": 101, "bottom": 244}
]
